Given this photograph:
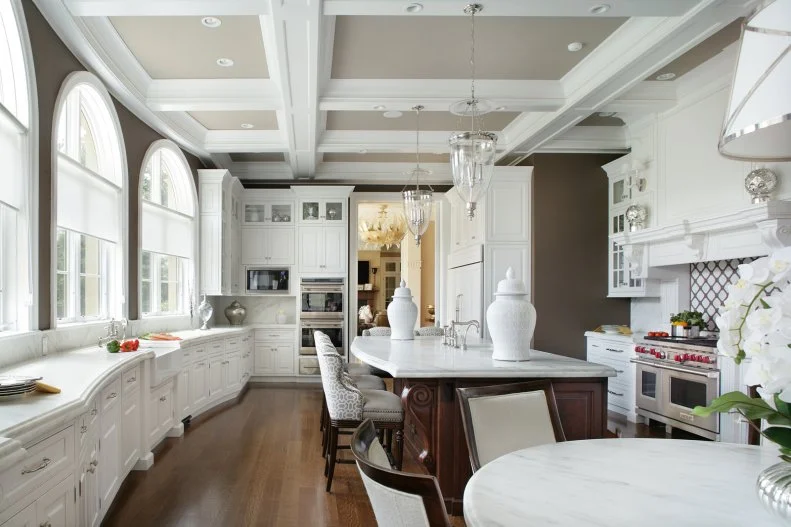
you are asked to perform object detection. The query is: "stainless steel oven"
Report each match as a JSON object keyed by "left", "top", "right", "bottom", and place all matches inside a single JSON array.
[
  {"left": 300, "top": 319, "right": 344, "bottom": 355},
  {"left": 633, "top": 339, "right": 720, "bottom": 440},
  {"left": 301, "top": 278, "right": 344, "bottom": 319}
]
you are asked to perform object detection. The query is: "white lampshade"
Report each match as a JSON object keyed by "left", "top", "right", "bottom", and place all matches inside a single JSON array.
[{"left": 719, "top": 0, "right": 791, "bottom": 161}]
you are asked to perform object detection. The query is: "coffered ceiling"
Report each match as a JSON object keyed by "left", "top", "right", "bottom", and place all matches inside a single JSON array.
[{"left": 40, "top": 0, "right": 758, "bottom": 182}]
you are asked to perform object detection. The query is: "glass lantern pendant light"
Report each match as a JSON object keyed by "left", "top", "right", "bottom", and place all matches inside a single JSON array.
[
  {"left": 449, "top": 3, "right": 497, "bottom": 220},
  {"left": 402, "top": 105, "right": 433, "bottom": 246}
]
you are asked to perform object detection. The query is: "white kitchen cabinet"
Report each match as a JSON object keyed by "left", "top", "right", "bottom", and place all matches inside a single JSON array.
[
  {"left": 77, "top": 435, "right": 99, "bottom": 527},
  {"left": 275, "top": 345, "right": 295, "bottom": 375},
  {"left": 254, "top": 334, "right": 295, "bottom": 376},
  {"left": 36, "top": 476, "right": 75, "bottom": 527},
  {"left": 98, "top": 380, "right": 121, "bottom": 510},
  {"left": 3, "top": 503, "right": 36, "bottom": 527},
  {"left": 586, "top": 333, "right": 637, "bottom": 422},
  {"left": 298, "top": 199, "right": 346, "bottom": 224},
  {"left": 241, "top": 226, "right": 295, "bottom": 266},
  {"left": 299, "top": 225, "right": 346, "bottom": 274},
  {"left": 147, "top": 380, "right": 174, "bottom": 449},
  {"left": 243, "top": 200, "right": 294, "bottom": 225},
  {"left": 199, "top": 169, "right": 242, "bottom": 296},
  {"left": 483, "top": 244, "right": 530, "bottom": 316},
  {"left": 190, "top": 358, "right": 209, "bottom": 412},
  {"left": 120, "top": 385, "right": 141, "bottom": 475},
  {"left": 177, "top": 367, "right": 190, "bottom": 420},
  {"left": 208, "top": 355, "right": 224, "bottom": 401},
  {"left": 224, "top": 351, "right": 242, "bottom": 394},
  {"left": 449, "top": 196, "right": 484, "bottom": 250}
]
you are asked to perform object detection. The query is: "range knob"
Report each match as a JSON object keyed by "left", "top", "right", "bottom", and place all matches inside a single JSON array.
[
  {"left": 674, "top": 355, "right": 682, "bottom": 362},
  {"left": 703, "top": 356, "right": 712, "bottom": 364},
  {"left": 694, "top": 355, "right": 704, "bottom": 362},
  {"left": 683, "top": 353, "right": 690, "bottom": 361},
  {"left": 658, "top": 351, "right": 666, "bottom": 360}
]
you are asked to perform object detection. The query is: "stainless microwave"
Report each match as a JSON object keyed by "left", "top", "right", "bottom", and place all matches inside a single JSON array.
[{"left": 245, "top": 267, "right": 290, "bottom": 294}]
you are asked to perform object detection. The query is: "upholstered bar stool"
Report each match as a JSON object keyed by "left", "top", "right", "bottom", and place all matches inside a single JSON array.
[
  {"left": 362, "top": 327, "right": 392, "bottom": 337},
  {"left": 415, "top": 326, "right": 445, "bottom": 337},
  {"left": 316, "top": 335, "right": 404, "bottom": 492}
]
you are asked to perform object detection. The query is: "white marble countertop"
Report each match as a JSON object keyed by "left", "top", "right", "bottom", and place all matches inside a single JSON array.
[
  {"left": 584, "top": 331, "right": 636, "bottom": 343},
  {"left": 350, "top": 336, "right": 615, "bottom": 378},
  {"left": 463, "top": 438, "right": 784, "bottom": 527}
]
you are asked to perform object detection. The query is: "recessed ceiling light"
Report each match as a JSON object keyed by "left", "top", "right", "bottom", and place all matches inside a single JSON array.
[
  {"left": 656, "top": 72, "right": 676, "bottom": 81},
  {"left": 495, "top": 106, "right": 506, "bottom": 111},
  {"left": 598, "top": 111, "right": 616, "bottom": 117},
  {"left": 567, "top": 42, "right": 584, "bottom": 52},
  {"left": 373, "top": 105, "right": 386, "bottom": 111},
  {"left": 216, "top": 57, "right": 234, "bottom": 67},
  {"left": 589, "top": 4, "right": 611, "bottom": 15},
  {"left": 201, "top": 16, "right": 222, "bottom": 28},
  {"left": 241, "top": 123, "right": 254, "bottom": 129},
  {"left": 405, "top": 3, "right": 423, "bottom": 13},
  {"left": 383, "top": 111, "right": 403, "bottom": 119}
]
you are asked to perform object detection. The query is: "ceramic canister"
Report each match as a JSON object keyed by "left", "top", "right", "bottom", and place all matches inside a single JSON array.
[
  {"left": 486, "top": 267, "right": 536, "bottom": 361},
  {"left": 387, "top": 280, "right": 418, "bottom": 340}
]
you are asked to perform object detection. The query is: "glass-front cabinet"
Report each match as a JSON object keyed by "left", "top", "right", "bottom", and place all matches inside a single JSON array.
[
  {"left": 609, "top": 206, "right": 644, "bottom": 294},
  {"left": 243, "top": 201, "right": 294, "bottom": 225},
  {"left": 299, "top": 199, "right": 345, "bottom": 224}
]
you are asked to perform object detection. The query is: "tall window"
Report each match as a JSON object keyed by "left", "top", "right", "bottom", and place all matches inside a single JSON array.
[
  {"left": 55, "top": 73, "right": 126, "bottom": 324},
  {"left": 0, "top": 0, "right": 33, "bottom": 333},
  {"left": 140, "top": 141, "right": 196, "bottom": 317}
]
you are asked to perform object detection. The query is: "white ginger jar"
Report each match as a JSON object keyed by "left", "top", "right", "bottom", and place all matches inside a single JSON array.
[
  {"left": 486, "top": 267, "right": 536, "bottom": 361},
  {"left": 387, "top": 280, "right": 417, "bottom": 340}
]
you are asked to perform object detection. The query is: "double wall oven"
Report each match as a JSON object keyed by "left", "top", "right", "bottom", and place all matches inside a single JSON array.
[
  {"left": 300, "top": 278, "right": 345, "bottom": 356},
  {"left": 633, "top": 337, "right": 720, "bottom": 440}
]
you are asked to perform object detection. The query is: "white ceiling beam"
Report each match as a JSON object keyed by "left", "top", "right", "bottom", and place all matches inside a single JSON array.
[
  {"left": 533, "top": 126, "right": 629, "bottom": 154},
  {"left": 499, "top": 0, "right": 756, "bottom": 158},
  {"left": 314, "top": 162, "right": 453, "bottom": 185},
  {"left": 226, "top": 161, "right": 293, "bottom": 180},
  {"left": 320, "top": 130, "right": 457, "bottom": 154},
  {"left": 204, "top": 130, "right": 286, "bottom": 153},
  {"left": 323, "top": 0, "right": 697, "bottom": 17},
  {"left": 321, "top": 79, "right": 563, "bottom": 113},
  {"left": 64, "top": 0, "right": 270, "bottom": 17},
  {"left": 147, "top": 79, "right": 282, "bottom": 111}
]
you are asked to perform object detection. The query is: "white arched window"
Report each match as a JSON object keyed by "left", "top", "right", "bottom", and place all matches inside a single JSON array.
[
  {"left": 0, "top": 0, "right": 35, "bottom": 333},
  {"left": 139, "top": 140, "right": 196, "bottom": 316},
  {"left": 54, "top": 72, "right": 126, "bottom": 324}
]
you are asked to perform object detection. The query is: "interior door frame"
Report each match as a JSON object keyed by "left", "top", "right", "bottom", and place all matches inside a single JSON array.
[{"left": 348, "top": 192, "right": 446, "bottom": 358}]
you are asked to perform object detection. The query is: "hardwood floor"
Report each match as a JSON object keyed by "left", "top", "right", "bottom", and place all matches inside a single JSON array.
[
  {"left": 103, "top": 385, "right": 464, "bottom": 527},
  {"left": 103, "top": 385, "right": 702, "bottom": 527}
]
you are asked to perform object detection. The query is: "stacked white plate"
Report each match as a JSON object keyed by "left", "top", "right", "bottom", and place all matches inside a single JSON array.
[
  {"left": 0, "top": 375, "right": 40, "bottom": 398},
  {"left": 601, "top": 325, "right": 621, "bottom": 334}
]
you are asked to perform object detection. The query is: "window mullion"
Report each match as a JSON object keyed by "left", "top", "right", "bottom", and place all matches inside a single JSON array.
[{"left": 69, "top": 231, "right": 78, "bottom": 321}]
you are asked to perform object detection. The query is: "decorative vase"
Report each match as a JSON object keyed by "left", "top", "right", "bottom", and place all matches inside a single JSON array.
[
  {"left": 757, "top": 462, "right": 791, "bottom": 521},
  {"left": 197, "top": 294, "right": 213, "bottom": 331},
  {"left": 224, "top": 300, "right": 247, "bottom": 326},
  {"left": 374, "top": 311, "right": 389, "bottom": 327},
  {"left": 486, "top": 267, "right": 536, "bottom": 361},
  {"left": 387, "top": 280, "right": 417, "bottom": 340},
  {"left": 276, "top": 312, "right": 287, "bottom": 324}
]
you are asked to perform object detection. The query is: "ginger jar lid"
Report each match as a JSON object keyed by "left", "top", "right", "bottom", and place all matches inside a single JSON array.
[
  {"left": 495, "top": 267, "right": 528, "bottom": 296},
  {"left": 392, "top": 279, "right": 413, "bottom": 298}
]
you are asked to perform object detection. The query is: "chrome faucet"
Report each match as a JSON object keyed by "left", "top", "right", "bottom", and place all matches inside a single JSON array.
[
  {"left": 97, "top": 318, "right": 127, "bottom": 348},
  {"left": 443, "top": 319, "right": 480, "bottom": 350},
  {"left": 455, "top": 293, "right": 464, "bottom": 323}
]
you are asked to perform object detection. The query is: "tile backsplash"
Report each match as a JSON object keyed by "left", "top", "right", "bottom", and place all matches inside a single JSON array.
[
  {"left": 208, "top": 295, "right": 298, "bottom": 326},
  {"left": 690, "top": 258, "right": 757, "bottom": 331}
]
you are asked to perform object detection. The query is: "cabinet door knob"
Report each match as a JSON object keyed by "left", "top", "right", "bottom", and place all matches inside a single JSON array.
[
  {"left": 80, "top": 425, "right": 88, "bottom": 434},
  {"left": 91, "top": 408, "right": 97, "bottom": 416},
  {"left": 127, "top": 377, "right": 136, "bottom": 383},
  {"left": 91, "top": 459, "right": 98, "bottom": 467},
  {"left": 107, "top": 392, "right": 118, "bottom": 399},
  {"left": 160, "top": 395, "right": 167, "bottom": 402}
]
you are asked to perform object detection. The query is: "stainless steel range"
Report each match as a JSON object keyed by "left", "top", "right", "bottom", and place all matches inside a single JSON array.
[{"left": 632, "top": 336, "right": 720, "bottom": 440}]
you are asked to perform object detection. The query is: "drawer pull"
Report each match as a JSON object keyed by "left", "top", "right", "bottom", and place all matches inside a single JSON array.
[
  {"left": 197, "top": 349, "right": 205, "bottom": 353},
  {"left": 87, "top": 466, "right": 95, "bottom": 474},
  {"left": 127, "top": 376, "right": 136, "bottom": 383},
  {"left": 608, "top": 389, "right": 624, "bottom": 397},
  {"left": 40, "top": 521, "right": 52, "bottom": 527},
  {"left": 91, "top": 459, "right": 98, "bottom": 467},
  {"left": 606, "top": 348, "right": 624, "bottom": 353},
  {"left": 107, "top": 392, "right": 118, "bottom": 399},
  {"left": 91, "top": 408, "right": 97, "bottom": 416},
  {"left": 160, "top": 395, "right": 167, "bottom": 402},
  {"left": 196, "top": 361, "right": 206, "bottom": 366},
  {"left": 615, "top": 369, "right": 624, "bottom": 374},
  {"left": 21, "top": 457, "right": 51, "bottom": 475},
  {"left": 81, "top": 425, "right": 88, "bottom": 434}
]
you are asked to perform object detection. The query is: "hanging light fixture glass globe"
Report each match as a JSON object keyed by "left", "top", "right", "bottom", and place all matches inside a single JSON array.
[
  {"left": 449, "top": 3, "right": 497, "bottom": 220},
  {"left": 402, "top": 105, "right": 433, "bottom": 246}
]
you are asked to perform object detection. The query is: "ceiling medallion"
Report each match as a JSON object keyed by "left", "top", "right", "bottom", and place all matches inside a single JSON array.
[
  {"left": 402, "top": 105, "right": 433, "bottom": 247},
  {"left": 448, "top": 3, "right": 497, "bottom": 220}
]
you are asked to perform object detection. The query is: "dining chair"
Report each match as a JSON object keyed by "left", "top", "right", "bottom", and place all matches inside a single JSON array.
[
  {"left": 415, "top": 326, "right": 445, "bottom": 337},
  {"left": 362, "top": 327, "right": 392, "bottom": 337},
  {"left": 316, "top": 335, "right": 404, "bottom": 492},
  {"left": 456, "top": 380, "right": 566, "bottom": 472},
  {"left": 352, "top": 419, "right": 452, "bottom": 527}
]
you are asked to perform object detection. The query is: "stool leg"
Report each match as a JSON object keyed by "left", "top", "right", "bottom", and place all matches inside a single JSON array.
[
  {"left": 320, "top": 395, "right": 327, "bottom": 431},
  {"left": 322, "top": 418, "right": 329, "bottom": 458},
  {"left": 394, "top": 428, "right": 404, "bottom": 471},
  {"left": 326, "top": 425, "right": 339, "bottom": 492}
]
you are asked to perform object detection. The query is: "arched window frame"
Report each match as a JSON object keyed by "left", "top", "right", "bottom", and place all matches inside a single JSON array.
[
  {"left": 139, "top": 139, "right": 198, "bottom": 318},
  {"left": 52, "top": 71, "right": 127, "bottom": 326},
  {"left": 0, "top": 0, "right": 37, "bottom": 335}
]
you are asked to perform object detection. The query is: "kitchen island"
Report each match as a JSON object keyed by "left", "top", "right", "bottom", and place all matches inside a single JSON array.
[{"left": 351, "top": 335, "right": 616, "bottom": 515}]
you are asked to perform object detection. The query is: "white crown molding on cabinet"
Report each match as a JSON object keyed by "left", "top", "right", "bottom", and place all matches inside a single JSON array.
[
  {"left": 147, "top": 79, "right": 282, "bottom": 112},
  {"left": 532, "top": 126, "right": 628, "bottom": 154},
  {"left": 63, "top": 0, "right": 271, "bottom": 16}
]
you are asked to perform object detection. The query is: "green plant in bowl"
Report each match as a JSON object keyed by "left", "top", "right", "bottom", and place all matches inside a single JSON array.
[{"left": 670, "top": 310, "right": 706, "bottom": 329}]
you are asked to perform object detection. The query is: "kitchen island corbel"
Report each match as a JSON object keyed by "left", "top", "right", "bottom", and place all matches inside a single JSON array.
[{"left": 351, "top": 336, "right": 616, "bottom": 515}]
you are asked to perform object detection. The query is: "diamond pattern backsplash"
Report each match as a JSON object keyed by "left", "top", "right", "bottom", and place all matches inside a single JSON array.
[{"left": 690, "top": 258, "right": 757, "bottom": 332}]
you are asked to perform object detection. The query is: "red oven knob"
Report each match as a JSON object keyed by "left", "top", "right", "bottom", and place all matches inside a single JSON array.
[
  {"left": 674, "top": 355, "right": 681, "bottom": 362},
  {"left": 683, "top": 353, "right": 690, "bottom": 361},
  {"left": 703, "top": 356, "right": 712, "bottom": 364},
  {"left": 695, "top": 355, "right": 703, "bottom": 362}
]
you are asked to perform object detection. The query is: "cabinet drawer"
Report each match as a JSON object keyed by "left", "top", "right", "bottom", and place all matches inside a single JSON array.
[
  {"left": 182, "top": 347, "right": 194, "bottom": 361},
  {"left": 123, "top": 365, "right": 140, "bottom": 393},
  {"left": 100, "top": 376, "right": 122, "bottom": 412},
  {"left": 226, "top": 336, "right": 242, "bottom": 349},
  {"left": 208, "top": 340, "right": 225, "bottom": 355},
  {"left": 298, "top": 357, "right": 320, "bottom": 376},
  {"left": 256, "top": 329, "right": 293, "bottom": 342},
  {"left": 607, "top": 377, "right": 634, "bottom": 409},
  {"left": 0, "top": 426, "right": 74, "bottom": 513}
]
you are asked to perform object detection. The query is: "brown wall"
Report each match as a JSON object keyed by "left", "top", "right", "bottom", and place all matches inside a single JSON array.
[
  {"left": 23, "top": 3, "right": 205, "bottom": 329},
  {"left": 531, "top": 154, "right": 630, "bottom": 360}
]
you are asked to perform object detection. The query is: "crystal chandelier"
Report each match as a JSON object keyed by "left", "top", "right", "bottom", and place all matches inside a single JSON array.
[
  {"left": 402, "top": 105, "right": 433, "bottom": 246},
  {"left": 449, "top": 3, "right": 497, "bottom": 220},
  {"left": 358, "top": 204, "right": 407, "bottom": 250}
]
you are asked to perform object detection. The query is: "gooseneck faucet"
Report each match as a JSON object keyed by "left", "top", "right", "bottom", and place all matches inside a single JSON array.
[{"left": 455, "top": 293, "right": 464, "bottom": 323}]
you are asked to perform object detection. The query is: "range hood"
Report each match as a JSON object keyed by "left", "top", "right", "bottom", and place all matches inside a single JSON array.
[{"left": 614, "top": 201, "right": 791, "bottom": 272}]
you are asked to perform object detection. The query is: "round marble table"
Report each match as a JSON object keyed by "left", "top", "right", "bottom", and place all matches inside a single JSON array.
[{"left": 463, "top": 438, "right": 785, "bottom": 527}]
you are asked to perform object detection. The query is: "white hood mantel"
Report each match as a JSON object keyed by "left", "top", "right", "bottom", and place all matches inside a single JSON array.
[{"left": 613, "top": 201, "right": 791, "bottom": 273}]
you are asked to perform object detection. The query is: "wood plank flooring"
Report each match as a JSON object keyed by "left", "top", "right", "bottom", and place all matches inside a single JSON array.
[{"left": 103, "top": 385, "right": 698, "bottom": 527}]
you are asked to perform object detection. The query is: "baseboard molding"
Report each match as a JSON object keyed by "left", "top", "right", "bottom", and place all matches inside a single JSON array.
[
  {"left": 249, "top": 376, "right": 321, "bottom": 384},
  {"left": 133, "top": 451, "right": 154, "bottom": 471}
]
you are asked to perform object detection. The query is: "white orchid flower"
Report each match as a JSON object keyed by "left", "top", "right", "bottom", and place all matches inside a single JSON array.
[
  {"left": 746, "top": 306, "right": 782, "bottom": 336},
  {"left": 739, "top": 258, "right": 772, "bottom": 285},
  {"left": 770, "top": 248, "right": 791, "bottom": 283}
]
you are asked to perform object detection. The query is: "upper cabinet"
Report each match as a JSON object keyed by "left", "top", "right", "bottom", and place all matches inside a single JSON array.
[
  {"left": 243, "top": 200, "right": 295, "bottom": 225},
  {"left": 199, "top": 169, "right": 242, "bottom": 296},
  {"left": 298, "top": 199, "right": 346, "bottom": 224}
]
